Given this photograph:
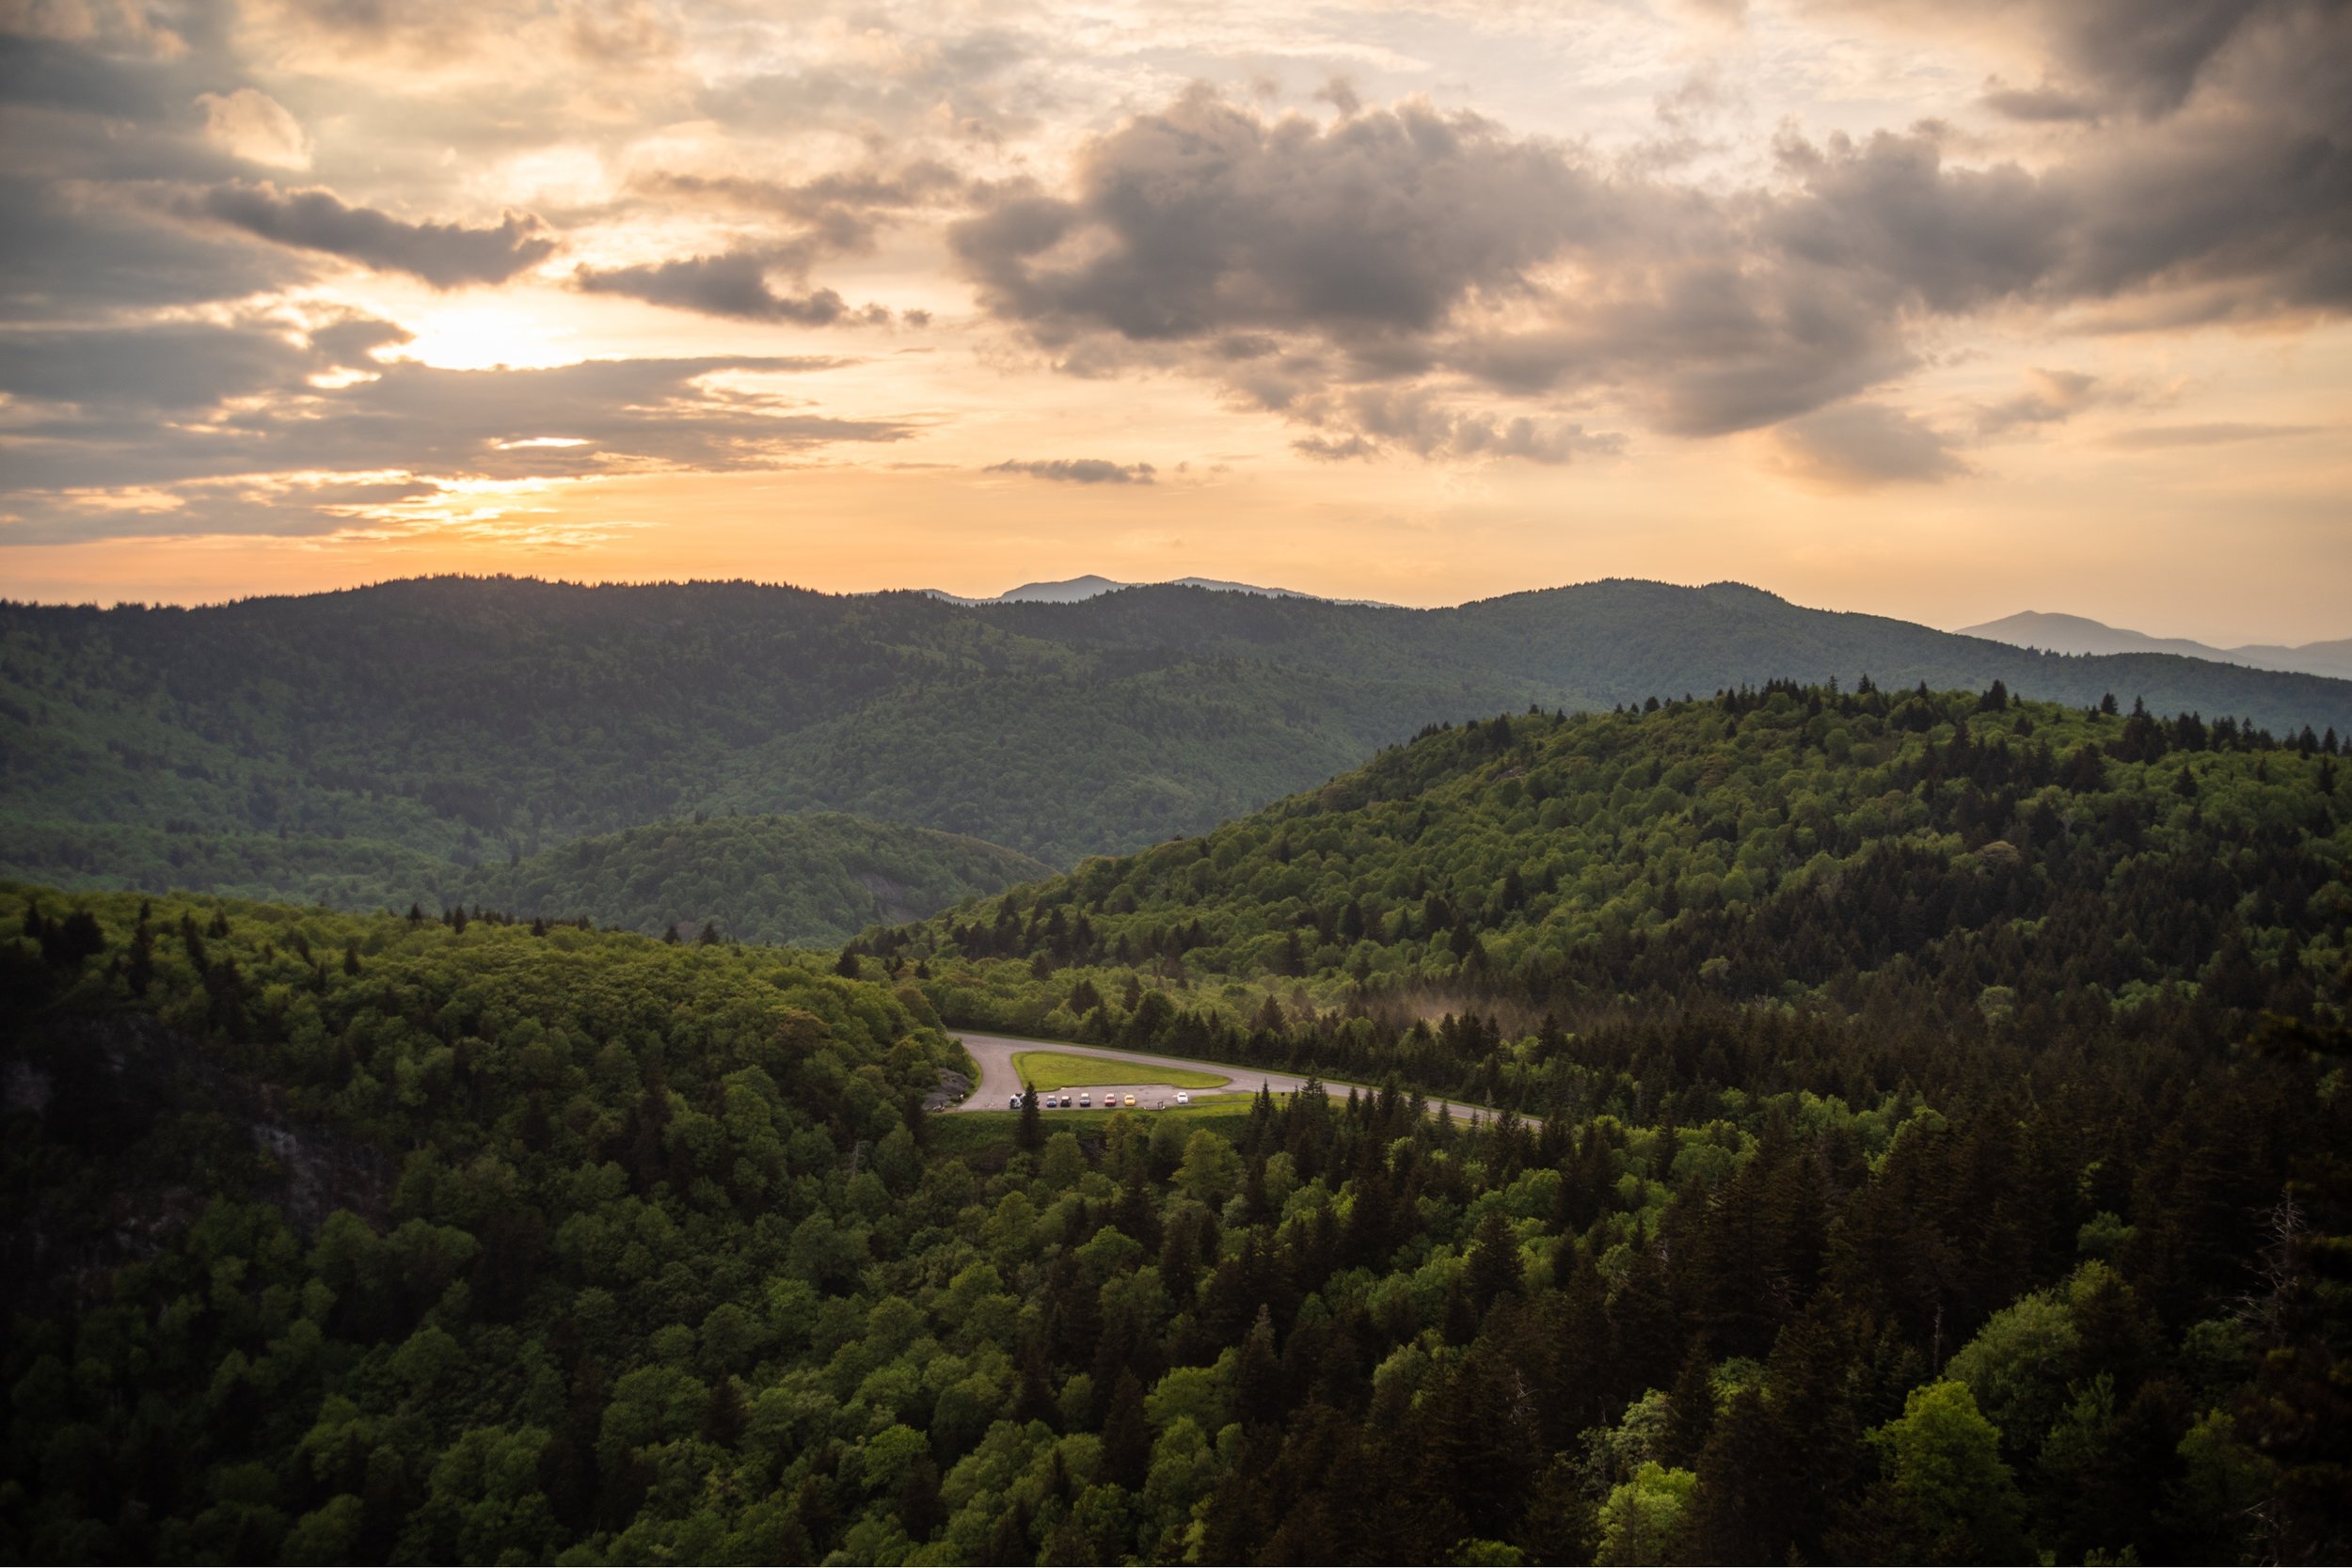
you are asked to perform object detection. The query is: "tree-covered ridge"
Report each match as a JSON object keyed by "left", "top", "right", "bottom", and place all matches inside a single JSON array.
[
  {"left": 882, "top": 682, "right": 2347, "bottom": 1106},
  {"left": 5, "top": 882, "right": 2347, "bottom": 1563},
  {"left": 451, "top": 813, "right": 1053, "bottom": 947},
  {"left": 979, "top": 577, "right": 2352, "bottom": 736},
  {"left": 0, "top": 812, "right": 1052, "bottom": 948},
  {"left": 7, "top": 577, "right": 2347, "bottom": 893},
  {"left": 0, "top": 578, "right": 1545, "bottom": 874}
]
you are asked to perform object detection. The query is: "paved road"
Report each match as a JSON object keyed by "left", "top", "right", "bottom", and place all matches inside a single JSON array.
[{"left": 946, "top": 1031, "right": 1518, "bottom": 1128}]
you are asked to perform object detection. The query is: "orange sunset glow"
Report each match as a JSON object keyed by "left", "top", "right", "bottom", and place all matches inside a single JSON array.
[{"left": 4, "top": 0, "right": 2348, "bottom": 640}]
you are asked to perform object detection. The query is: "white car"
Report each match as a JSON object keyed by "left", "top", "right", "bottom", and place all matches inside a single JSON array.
[
  {"left": 1176, "top": 1092, "right": 1190, "bottom": 1105},
  {"left": 1078, "top": 1092, "right": 1092, "bottom": 1107}
]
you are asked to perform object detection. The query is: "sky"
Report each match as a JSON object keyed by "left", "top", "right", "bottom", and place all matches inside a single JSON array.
[{"left": 1, "top": 0, "right": 2347, "bottom": 645}]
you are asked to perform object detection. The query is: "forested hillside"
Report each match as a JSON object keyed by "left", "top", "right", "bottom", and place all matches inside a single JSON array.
[
  {"left": 457, "top": 814, "right": 1051, "bottom": 947},
  {"left": 888, "top": 682, "right": 2349, "bottom": 1094},
  {"left": 0, "top": 578, "right": 1539, "bottom": 877},
  {"left": 6, "top": 684, "right": 2348, "bottom": 1563},
  {"left": 2, "top": 813, "right": 1049, "bottom": 949},
  {"left": 7, "top": 578, "right": 2346, "bottom": 903}
]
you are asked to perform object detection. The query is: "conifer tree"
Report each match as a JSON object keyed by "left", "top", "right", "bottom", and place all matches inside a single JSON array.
[
  {"left": 1100, "top": 1370, "right": 1151, "bottom": 1490},
  {"left": 1465, "top": 1207, "right": 1524, "bottom": 1317}
]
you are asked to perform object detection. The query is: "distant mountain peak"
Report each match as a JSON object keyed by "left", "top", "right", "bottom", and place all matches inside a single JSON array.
[
  {"left": 1960, "top": 610, "right": 2352, "bottom": 682},
  {"left": 922, "top": 574, "right": 1395, "bottom": 608}
]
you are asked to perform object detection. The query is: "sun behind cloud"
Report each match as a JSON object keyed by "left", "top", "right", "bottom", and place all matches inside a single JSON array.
[{"left": 0, "top": 0, "right": 2345, "bottom": 642}]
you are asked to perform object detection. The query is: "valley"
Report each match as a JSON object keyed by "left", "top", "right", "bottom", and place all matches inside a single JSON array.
[
  {"left": 4, "top": 591, "right": 2348, "bottom": 1566},
  {"left": 9, "top": 0, "right": 2349, "bottom": 1557}
]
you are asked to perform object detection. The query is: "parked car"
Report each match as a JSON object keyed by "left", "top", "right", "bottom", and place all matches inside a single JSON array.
[
  {"left": 1175, "top": 1092, "right": 1190, "bottom": 1105},
  {"left": 1009, "top": 1094, "right": 1021, "bottom": 1110},
  {"left": 1078, "top": 1092, "right": 1091, "bottom": 1108},
  {"left": 1123, "top": 1093, "right": 1137, "bottom": 1106}
]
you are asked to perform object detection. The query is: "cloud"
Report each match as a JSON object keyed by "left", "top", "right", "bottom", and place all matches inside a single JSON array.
[
  {"left": 949, "top": 89, "right": 1649, "bottom": 461},
  {"left": 940, "top": 94, "right": 1966, "bottom": 451},
  {"left": 641, "top": 163, "right": 964, "bottom": 253},
  {"left": 1292, "top": 387, "right": 1616, "bottom": 465},
  {"left": 942, "top": 0, "right": 2351, "bottom": 466},
  {"left": 1313, "top": 76, "right": 1361, "bottom": 117},
  {"left": 2101, "top": 421, "right": 2323, "bottom": 448},
  {"left": 0, "top": 317, "right": 355, "bottom": 411},
  {"left": 2031, "top": 0, "right": 2280, "bottom": 119},
  {"left": 953, "top": 89, "right": 1595, "bottom": 347},
  {"left": 1973, "top": 367, "right": 2151, "bottom": 435},
  {"left": 694, "top": 25, "right": 1036, "bottom": 145},
  {"left": 1834, "top": 0, "right": 2296, "bottom": 120},
  {"left": 1764, "top": 129, "right": 2066, "bottom": 316},
  {"left": 197, "top": 87, "right": 310, "bottom": 168},
  {"left": 0, "top": 315, "right": 914, "bottom": 539},
  {"left": 1770, "top": 402, "right": 1968, "bottom": 490},
  {"left": 185, "top": 182, "right": 557, "bottom": 286},
  {"left": 0, "top": 177, "right": 306, "bottom": 317},
  {"left": 0, "top": 44, "right": 128, "bottom": 120},
  {"left": 572, "top": 248, "right": 889, "bottom": 325},
  {"left": 574, "top": 163, "right": 960, "bottom": 324},
  {"left": 1979, "top": 82, "right": 2100, "bottom": 123},
  {"left": 985, "top": 458, "right": 1156, "bottom": 483},
  {"left": 4, "top": 0, "right": 2346, "bottom": 517}
]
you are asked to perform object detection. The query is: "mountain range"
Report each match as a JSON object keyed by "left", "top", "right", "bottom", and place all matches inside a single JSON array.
[
  {"left": 6, "top": 575, "right": 2348, "bottom": 929},
  {"left": 1961, "top": 610, "right": 2352, "bottom": 682},
  {"left": 920, "top": 573, "right": 1394, "bottom": 607}
]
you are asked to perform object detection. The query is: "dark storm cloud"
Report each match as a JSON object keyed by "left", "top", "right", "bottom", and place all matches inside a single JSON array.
[
  {"left": 571, "top": 249, "right": 894, "bottom": 325},
  {"left": 984, "top": 458, "right": 1155, "bottom": 483},
  {"left": 184, "top": 182, "right": 557, "bottom": 287}
]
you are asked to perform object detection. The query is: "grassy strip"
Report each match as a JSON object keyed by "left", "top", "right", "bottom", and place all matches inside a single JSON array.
[
  {"left": 1009, "top": 1049, "right": 1231, "bottom": 1091},
  {"left": 960, "top": 1027, "right": 1526, "bottom": 1121},
  {"left": 928, "top": 1103, "right": 1255, "bottom": 1160}
]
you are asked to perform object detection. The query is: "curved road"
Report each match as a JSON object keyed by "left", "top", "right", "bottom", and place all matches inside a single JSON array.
[{"left": 947, "top": 1030, "right": 1519, "bottom": 1128}]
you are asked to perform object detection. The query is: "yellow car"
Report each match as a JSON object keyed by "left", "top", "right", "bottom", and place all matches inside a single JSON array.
[{"left": 1123, "top": 1093, "right": 1137, "bottom": 1106}]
